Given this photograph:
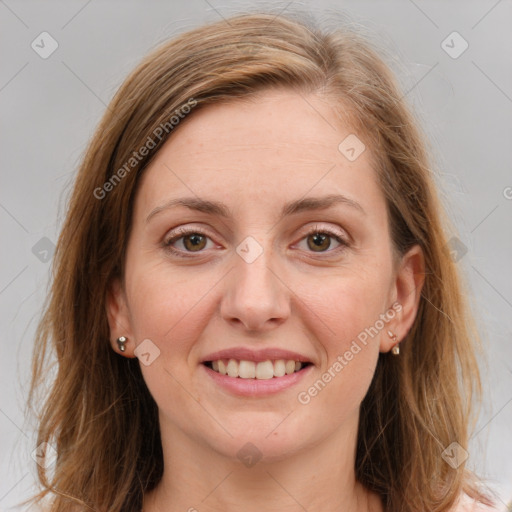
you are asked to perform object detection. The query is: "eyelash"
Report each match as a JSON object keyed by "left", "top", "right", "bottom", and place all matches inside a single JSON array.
[{"left": 163, "top": 225, "right": 349, "bottom": 259}]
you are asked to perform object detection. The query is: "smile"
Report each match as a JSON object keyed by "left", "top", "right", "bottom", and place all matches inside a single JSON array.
[
  {"left": 204, "top": 358, "right": 312, "bottom": 379},
  {"left": 201, "top": 359, "right": 313, "bottom": 397}
]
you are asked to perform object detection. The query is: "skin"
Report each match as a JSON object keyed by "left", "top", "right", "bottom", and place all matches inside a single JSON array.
[{"left": 107, "top": 88, "right": 425, "bottom": 512}]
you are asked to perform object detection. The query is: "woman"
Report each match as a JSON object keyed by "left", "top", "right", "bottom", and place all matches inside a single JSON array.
[{"left": 26, "top": 11, "right": 498, "bottom": 512}]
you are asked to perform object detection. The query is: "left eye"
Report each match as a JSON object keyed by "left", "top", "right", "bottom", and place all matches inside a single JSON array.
[{"left": 296, "top": 228, "right": 347, "bottom": 253}]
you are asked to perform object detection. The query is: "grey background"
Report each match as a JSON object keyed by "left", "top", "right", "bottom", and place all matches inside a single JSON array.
[{"left": 1, "top": 0, "right": 511, "bottom": 510}]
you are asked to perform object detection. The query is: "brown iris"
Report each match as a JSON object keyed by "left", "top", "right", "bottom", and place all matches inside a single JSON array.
[
  {"left": 307, "top": 233, "right": 331, "bottom": 252},
  {"left": 183, "top": 233, "right": 207, "bottom": 252}
]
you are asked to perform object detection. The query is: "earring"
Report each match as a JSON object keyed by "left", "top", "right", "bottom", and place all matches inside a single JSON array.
[
  {"left": 116, "top": 336, "right": 127, "bottom": 352},
  {"left": 387, "top": 330, "right": 400, "bottom": 356}
]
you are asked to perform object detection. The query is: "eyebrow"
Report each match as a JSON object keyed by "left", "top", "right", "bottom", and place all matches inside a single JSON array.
[{"left": 145, "top": 193, "right": 365, "bottom": 224}]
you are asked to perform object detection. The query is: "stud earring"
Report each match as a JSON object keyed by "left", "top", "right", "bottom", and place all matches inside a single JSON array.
[
  {"left": 387, "top": 330, "right": 400, "bottom": 356},
  {"left": 116, "top": 336, "right": 128, "bottom": 352}
]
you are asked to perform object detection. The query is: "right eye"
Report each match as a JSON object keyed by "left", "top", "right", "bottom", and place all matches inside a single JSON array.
[{"left": 164, "top": 227, "right": 216, "bottom": 256}]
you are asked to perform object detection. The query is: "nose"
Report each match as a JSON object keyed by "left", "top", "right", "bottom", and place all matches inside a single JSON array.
[{"left": 220, "top": 244, "right": 290, "bottom": 333}]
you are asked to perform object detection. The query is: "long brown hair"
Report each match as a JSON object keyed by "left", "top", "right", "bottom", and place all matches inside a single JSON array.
[{"left": 25, "top": 11, "right": 494, "bottom": 512}]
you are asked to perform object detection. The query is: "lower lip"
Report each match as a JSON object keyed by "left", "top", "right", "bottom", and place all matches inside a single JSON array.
[{"left": 201, "top": 363, "right": 313, "bottom": 397}]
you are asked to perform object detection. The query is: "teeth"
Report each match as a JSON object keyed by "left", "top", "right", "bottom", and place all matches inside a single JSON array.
[
  {"left": 273, "top": 359, "right": 286, "bottom": 377},
  {"left": 255, "top": 360, "right": 274, "bottom": 380},
  {"left": 208, "top": 358, "right": 306, "bottom": 379},
  {"left": 285, "top": 360, "right": 296, "bottom": 375},
  {"left": 239, "top": 360, "right": 256, "bottom": 378},
  {"left": 226, "top": 359, "right": 238, "bottom": 377}
]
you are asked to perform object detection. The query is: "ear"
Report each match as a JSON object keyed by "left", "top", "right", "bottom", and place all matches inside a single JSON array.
[
  {"left": 106, "top": 277, "right": 137, "bottom": 357},
  {"left": 380, "top": 244, "right": 425, "bottom": 353}
]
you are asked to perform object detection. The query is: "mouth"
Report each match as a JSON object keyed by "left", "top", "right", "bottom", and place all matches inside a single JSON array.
[
  {"left": 201, "top": 358, "right": 314, "bottom": 397},
  {"left": 202, "top": 359, "right": 313, "bottom": 379}
]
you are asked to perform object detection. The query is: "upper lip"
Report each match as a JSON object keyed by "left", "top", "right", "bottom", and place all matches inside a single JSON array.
[{"left": 201, "top": 347, "right": 313, "bottom": 364}]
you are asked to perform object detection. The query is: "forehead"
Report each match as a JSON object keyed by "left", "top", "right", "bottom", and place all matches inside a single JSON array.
[{"left": 135, "top": 89, "right": 383, "bottom": 217}]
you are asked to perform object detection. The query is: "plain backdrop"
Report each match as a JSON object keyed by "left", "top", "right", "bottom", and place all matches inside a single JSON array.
[{"left": 1, "top": 0, "right": 511, "bottom": 510}]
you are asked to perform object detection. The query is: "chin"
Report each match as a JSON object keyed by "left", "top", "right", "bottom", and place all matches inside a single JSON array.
[{"left": 201, "top": 415, "right": 318, "bottom": 464}]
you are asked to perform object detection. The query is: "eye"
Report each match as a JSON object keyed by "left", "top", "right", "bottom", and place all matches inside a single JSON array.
[
  {"left": 296, "top": 225, "right": 349, "bottom": 254},
  {"left": 163, "top": 227, "right": 215, "bottom": 257}
]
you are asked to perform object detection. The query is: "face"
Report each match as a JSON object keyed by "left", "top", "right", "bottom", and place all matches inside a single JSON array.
[{"left": 107, "top": 88, "right": 423, "bottom": 463}]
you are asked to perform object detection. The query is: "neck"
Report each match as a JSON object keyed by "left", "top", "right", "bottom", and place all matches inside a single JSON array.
[{"left": 143, "top": 411, "right": 383, "bottom": 512}]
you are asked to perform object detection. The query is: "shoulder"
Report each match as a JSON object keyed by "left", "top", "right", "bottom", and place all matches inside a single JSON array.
[{"left": 451, "top": 492, "right": 501, "bottom": 511}]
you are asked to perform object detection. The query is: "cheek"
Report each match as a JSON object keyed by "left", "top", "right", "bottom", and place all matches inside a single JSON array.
[
  {"left": 125, "top": 266, "right": 217, "bottom": 414},
  {"left": 125, "top": 262, "right": 215, "bottom": 356},
  {"left": 307, "top": 267, "right": 392, "bottom": 349},
  {"left": 298, "top": 270, "right": 391, "bottom": 406}
]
